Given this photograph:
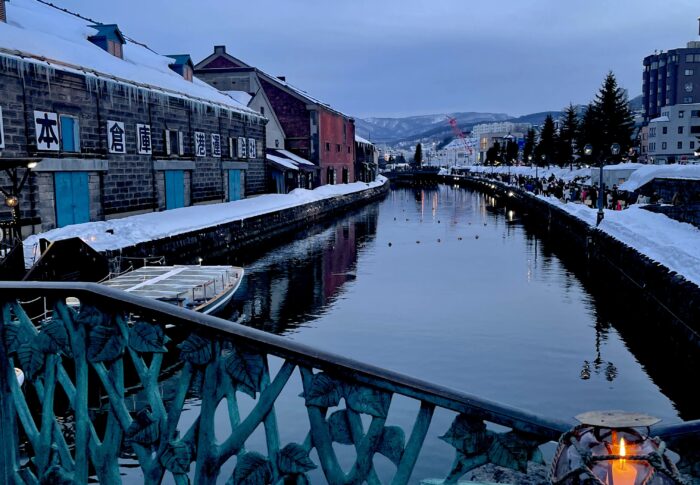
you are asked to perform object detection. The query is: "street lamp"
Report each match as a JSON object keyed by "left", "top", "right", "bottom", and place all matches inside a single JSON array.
[{"left": 589, "top": 143, "right": 620, "bottom": 226}]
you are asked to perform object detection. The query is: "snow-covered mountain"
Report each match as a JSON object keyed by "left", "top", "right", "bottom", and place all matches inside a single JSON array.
[{"left": 355, "top": 112, "right": 510, "bottom": 144}]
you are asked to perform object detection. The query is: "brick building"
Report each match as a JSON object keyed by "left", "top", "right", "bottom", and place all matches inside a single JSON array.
[
  {"left": 0, "top": 0, "right": 266, "bottom": 241},
  {"left": 194, "top": 46, "right": 356, "bottom": 187}
]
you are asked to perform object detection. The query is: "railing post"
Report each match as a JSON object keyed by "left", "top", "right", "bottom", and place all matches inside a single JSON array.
[{"left": 0, "top": 308, "right": 17, "bottom": 483}]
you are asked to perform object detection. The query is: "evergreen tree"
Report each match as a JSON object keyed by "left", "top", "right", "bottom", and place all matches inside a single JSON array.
[
  {"left": 576, "top": 105, "right": 599, "bottom": 162},
  {"left": 557, "top": 104, "right": 579, "bottom": 167},
  {"left": 581, "top": 72, "right": 634, "bottom": 161},
  {"left": 505, "top": 139, "right": 519, "bottom": 164},
  {"left": 486, "top": 142, "right": 501, "bottom": 165},
  {"left": 413, "top": 143, "right": 423, "bottom": 167},
  {"left": 523, "top": 128, "right": 537, "bottom": 163},
  {"left": 535, "top": 115, "right": 557, "bottom": 165}
]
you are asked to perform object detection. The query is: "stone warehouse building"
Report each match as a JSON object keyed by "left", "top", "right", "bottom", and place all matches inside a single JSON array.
[
  {"left": 194, "top": 46, "right": 356, "bottom": 187},
  {"left": 0, "top": 0, "right": 266, "bottom": 237}
]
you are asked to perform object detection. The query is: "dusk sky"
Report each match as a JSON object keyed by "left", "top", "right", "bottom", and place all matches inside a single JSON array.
[{"left": 62, "top": 0, "right": 698, "bottom": 118}]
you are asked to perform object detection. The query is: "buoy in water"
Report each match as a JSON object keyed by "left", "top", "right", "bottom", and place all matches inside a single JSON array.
[
  {"left": 475, "top": 235, "right": 480, "bottom": 239},
  {"left": 416, "top": 240, "right": 420, "bottom": 244},
  {"left": 388, "top": 242, "right": 392, "bottom": 247}
]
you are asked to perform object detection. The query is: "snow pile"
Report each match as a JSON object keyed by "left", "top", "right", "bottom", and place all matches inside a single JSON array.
[
  {"left": 23, "top": 177, "right": 388, "bottom": 262},
  {"left": 541, "top": 196, "right": 700, "bottom": 286},
  {"left": 619, "top": 165, "right": 700, "bottom": 192},
  {"left": 0, "top": 0, "right": 260, "bottom": 117}
]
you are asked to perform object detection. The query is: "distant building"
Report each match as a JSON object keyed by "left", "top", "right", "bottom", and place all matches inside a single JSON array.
[
  {"left": 0, "top": 1, "right": 265, "bottom": 238},
  {"left": 642, "top": 41, "right": 700, "bottom": 121},
  {"left": 646, "top": 105, "right": 700, "bottom": 163},
  {"left": 195, "top": 46, "right": 356, "bottom": 187},
  {"left": 472, "top": 122, "right": 530, "bottom": 163},
  {"left": 354, "top": 135, "right": 378, "bottom": 182},
  {"left": 434, "top": 138, "right": 477, "bottom": 167}
]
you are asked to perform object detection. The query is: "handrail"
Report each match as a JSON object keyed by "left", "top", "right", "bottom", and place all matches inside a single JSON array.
[
  {"left": 0, "top": 281, "right": 572, "bottom": 438},
  {"left": 1, "top": 281, "right": 697, "bottom": 484}
]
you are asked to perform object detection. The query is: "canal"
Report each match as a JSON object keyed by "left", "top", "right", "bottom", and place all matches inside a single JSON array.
[{"left": 171, "top": 183, "right": 698, "bottom": 482}]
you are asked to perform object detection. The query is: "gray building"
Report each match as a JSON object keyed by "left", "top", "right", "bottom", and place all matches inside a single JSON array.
[
  {"left": 642, "top": 40, "right": 700, "bottom": 121},
  {"left": 645, "top": 104, "right": 700, "bottom": 163},
  {"left": 0, "top": 0, "right": 266, "bottom": 241}
]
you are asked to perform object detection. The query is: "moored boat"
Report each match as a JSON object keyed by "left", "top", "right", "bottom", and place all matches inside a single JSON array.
[{"left": 100, "top": 265, "right": 244, "bottom": 315}]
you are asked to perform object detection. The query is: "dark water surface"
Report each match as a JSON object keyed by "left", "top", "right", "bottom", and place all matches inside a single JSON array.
[{"left": 168, "top": 185, "right": 698, "bottom": 482}]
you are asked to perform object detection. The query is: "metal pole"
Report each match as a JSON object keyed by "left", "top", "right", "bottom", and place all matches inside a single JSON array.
[{"left": 597, "top": 160, "right": 605, "bottom": 226}]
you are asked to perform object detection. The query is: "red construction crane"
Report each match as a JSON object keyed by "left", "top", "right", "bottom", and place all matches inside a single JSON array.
[{"left": 446, "top": 116, "right": 472, "bottom": 157}]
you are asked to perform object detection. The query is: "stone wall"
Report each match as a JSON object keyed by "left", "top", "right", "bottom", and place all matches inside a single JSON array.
[
  {"left": 103, "top": 180, "right": 389, "bottom": 264},
  {"left": 0, "top": 56, "right": 267, "bottom": 234},
  {"left": 458, "top": 176, "right": 700, "bottom": 339}
]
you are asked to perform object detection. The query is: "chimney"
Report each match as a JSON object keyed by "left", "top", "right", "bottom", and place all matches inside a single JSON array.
[
  {"left": 277, "top": 76, "right": 286, "bottom": 82},
  {"left": 1, "top": 1, "right": 7, "bottom": 23},
  {"left": 214, "top": 45, "right": 226, "bottom": 54}
]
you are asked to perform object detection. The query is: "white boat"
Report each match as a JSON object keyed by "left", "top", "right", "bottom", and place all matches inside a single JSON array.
[{"left": 101, "top": 265, "right": 244, "bottom": 315}]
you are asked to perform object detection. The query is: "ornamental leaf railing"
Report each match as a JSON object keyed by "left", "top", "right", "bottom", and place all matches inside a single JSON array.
[{"left": 0, "top": 282, "right": 697, "bottom": 484}]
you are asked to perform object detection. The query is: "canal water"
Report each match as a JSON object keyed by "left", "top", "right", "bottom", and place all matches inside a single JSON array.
[{"left": 170, "top": 184, "right": 697, "bottom": 482}]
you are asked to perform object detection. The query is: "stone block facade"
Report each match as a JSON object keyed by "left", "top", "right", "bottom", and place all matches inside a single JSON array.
[{"left": 0, "top": 57, "right": 266, "bottom": 234}]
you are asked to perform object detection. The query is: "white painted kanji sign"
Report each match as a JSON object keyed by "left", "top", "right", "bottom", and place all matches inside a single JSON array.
[
  {"left": 34, "top": 110, "right": 59, "bottom": 151},
  {"left": 0, "top": 107, "right": 5, "bottom": 150},
  {"left": 107, "top": 120, "right": 126, "bottom": 154},
  {"left": 248, "top": 138, "right": 257, "bottom": 159},
  {"left": 137, "top": 124, "right": 152, "bottom": 155},
  {"left": 195, "top": 132, "right": 207, "bottom": 157},
  {"left": 211, "top": 134, "right": 222, "bottom": 158},
  {"left": 237, "top": 137, "right": 247, "bottom": 158}
]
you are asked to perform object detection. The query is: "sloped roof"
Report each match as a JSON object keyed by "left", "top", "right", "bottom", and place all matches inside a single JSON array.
[
  {"left": 355, "top": 135, "right": 373, "bottom": 146},
  {"left": 0, "top": 0, "right": 261, "bottom": 118},
  {"left": 619, "top": 164, "right": 700, "bottom": 191},
  {"left": 267, "top": 149, "right": 317, "bottom": 172},
  {"left": 196, "top": 46, "right": 352, "bottom": 119}
]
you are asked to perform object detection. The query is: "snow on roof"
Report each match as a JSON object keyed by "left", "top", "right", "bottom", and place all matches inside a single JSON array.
[
  {"left": 649, "top": 115, "right": 670, "bottom": 123},
  {"left": 602, "top": 163, "right": 644, "bottom": 171},
  {"left": 267, "top": 153, "right": 299, "bottom": 171},
  {"left": 0, "top": 0, "right": 261, "bottom": 118},
  {"left": 277, "top": 149, "right": 315, "bottom": 166},
  {"left": 224, "top": 90, "right": 253, "bottom": 106},
  {"left": 619, "top": 164, "right": 700, "bottom": 191},
  {"left": 355, "top": 135, "right": 373, "bottom": 146}
]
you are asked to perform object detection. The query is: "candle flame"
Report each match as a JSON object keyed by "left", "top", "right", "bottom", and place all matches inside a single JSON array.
[{"left": 620, "top": 438, "right": 626, "bottom": 458}]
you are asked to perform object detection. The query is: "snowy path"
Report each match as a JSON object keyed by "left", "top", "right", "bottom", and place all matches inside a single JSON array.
[
  {"left": 539, "top": 195, "right": 700, "bottom": 287},
  {"left": 23, "top": 177, "right": 387, "bottom": 266}
]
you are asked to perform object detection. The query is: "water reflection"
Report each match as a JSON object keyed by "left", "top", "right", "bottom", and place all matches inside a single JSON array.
[
  {"left": 219, "top": 208, "right": 378, "bottom": 333},
  {"left": 212, "top": 184, "right": 699, "bottom": 423}
]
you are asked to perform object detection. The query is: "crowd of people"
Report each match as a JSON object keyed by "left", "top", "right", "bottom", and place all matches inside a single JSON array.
[{"left": 476, "top": 172, "right": 663, "bottom": 210}]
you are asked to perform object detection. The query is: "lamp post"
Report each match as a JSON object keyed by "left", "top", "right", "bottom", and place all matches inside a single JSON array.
[{"left": 585, "top": 143, "right": 619, "bottom": 226}]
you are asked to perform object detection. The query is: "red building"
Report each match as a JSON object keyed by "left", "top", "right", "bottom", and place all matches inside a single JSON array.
[{"left": 195, "top": 46, "right": 356, "bottom": 186}]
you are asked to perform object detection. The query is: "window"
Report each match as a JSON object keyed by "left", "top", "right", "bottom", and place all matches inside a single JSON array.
[
  {"left": 679, "top": 110, "right": 685, "bottom": 118},
  {"left": 685, "top": 69, "right": 695, "bottom": 76},
  {"left": 684, "top": 96, "right": 694, "bottom": 103},
  {"left": 59, "top": 115, "right": 80, "bottom": 152},
  {"left": 678, "top": 126, "right": 684, "bottom": 134},
  {"left": 649, "top": 142, "right": 656, "bottom": 151},
  {"left": 260, "top": 106, "right": 265, "bottom": 116},
  {"left": 347, "top": 146, "right": 351, "bottom": 154},
  {"left": 690, "top": 126, "right": 700, "bottom": 134},
  {"left": 678, "top": 141, "right": 683, "bottom": 149},
  {"left": 692, "top": 110, "right": 700, "bottom": 117},
  {"left": 164, "top": 129, "right": 184, "bottom": 156},
  {"left": 336, "top": 144, "right": 341, "bottom": 152},
  {"left": 325, "top": 142, "right": 330, "bottom": 151},
  {"left": 691, "top": 141, "right": 696, "bottom": 149},
  {"left": 651, "top": 61, "right": 658, "bottom": 69},
  {"left": 649, "top": 127, "right": 656, "bottom": 137},
  {"left": 686, "top": 54, "right": 694, "bottom": 63},
  {"left": 696, "top": 54, "right": 700, "bottom": 62},
  {"left": 0, "top": 107, "right": 5, "bottom": 150},
  {"left": 662, "top": 126, "right": 668, "bottom": 135},
  {"left": 662, "top": 142, "right": 667, "bottom": 150},
  {"left": 228, "top": 137, "right": 236, "bottom": 158}
]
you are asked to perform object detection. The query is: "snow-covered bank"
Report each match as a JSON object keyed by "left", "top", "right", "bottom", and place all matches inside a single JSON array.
[
  {"left": 24, "top": 177, "right": 387, "bottom": 264},
  {"left": 464, "top": 165, "right": 591, "bottom": 182}
]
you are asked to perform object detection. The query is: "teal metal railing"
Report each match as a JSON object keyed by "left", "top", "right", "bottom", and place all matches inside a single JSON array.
[{"left": 0, "top": 282, "right": 697, "bottom": 484}]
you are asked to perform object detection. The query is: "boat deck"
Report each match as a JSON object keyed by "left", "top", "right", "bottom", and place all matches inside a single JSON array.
[{"left": 102, "top": 265, "right": 243, "bottom": 308}]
